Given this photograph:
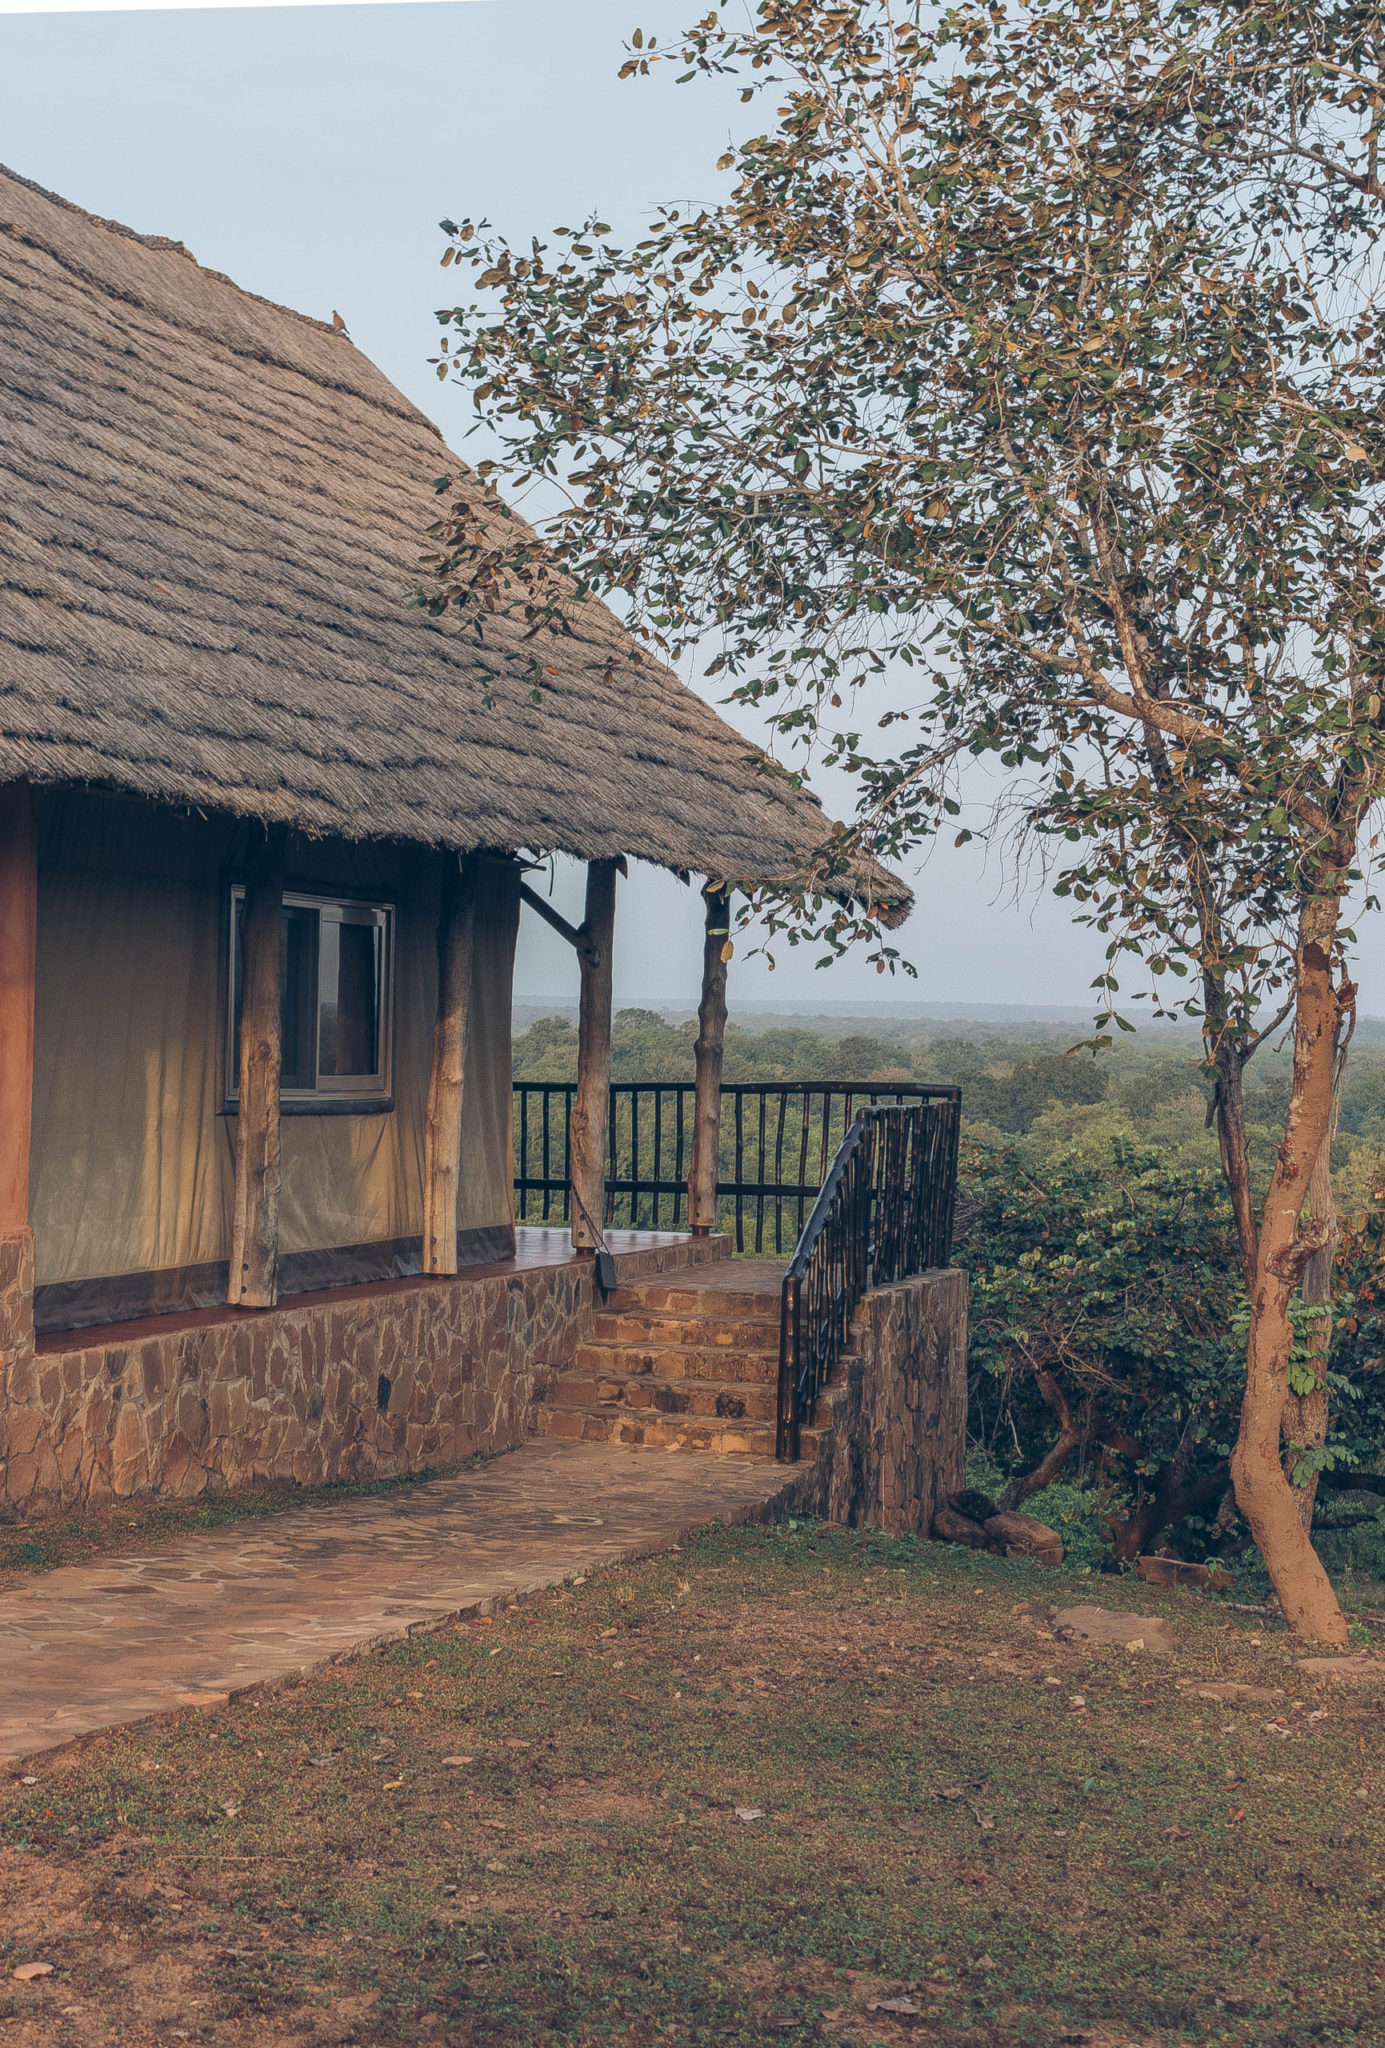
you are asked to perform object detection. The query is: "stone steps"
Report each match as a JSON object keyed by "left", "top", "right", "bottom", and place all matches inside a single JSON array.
[
  {"left": 605, "top": 1281, "right": 782, "bottom": 1320},
  {"left": 550, "top": 1371, "right": 779, "bottom": 1423},
  {"left": 587, "top": 1310, "right": 780, "bottom": 1352},
  {"left": 531, "top": 1263, "right": 833, "bottom": 1466},
  {"left": 572, "top": 1340, "right": 780, "bottom": 1384},
  {"left": 533, "top": 1402, "right": 823, "bottom": 1460}
]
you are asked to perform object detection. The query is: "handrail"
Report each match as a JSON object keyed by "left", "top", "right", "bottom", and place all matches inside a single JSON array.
[
  {"left": 513, "top": 1079, "right": 960, "bottom": 1254},
  {"left": 783, "top": 1119, "right": 872, "bottom": 1285},
  {"left": 775, "top": 1099, "right": 960, "bottom": 1462},
  {"left": 776, "top": 1115, "right": 874, "bottom": 1460}
]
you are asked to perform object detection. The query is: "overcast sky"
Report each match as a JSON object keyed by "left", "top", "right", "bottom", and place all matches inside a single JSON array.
[{"left": 3, "top": 0, "right": 1366, "bottom": 1016}]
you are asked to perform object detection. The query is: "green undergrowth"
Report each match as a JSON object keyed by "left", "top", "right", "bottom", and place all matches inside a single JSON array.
[
  {"left": 2, "top": 1523, "right": 1383, "bottom": 2046},
  {"left": 964, "top": 1450, "right": 1131, "bottom": 1579},
  {"left": 965, "top": 1449, "right": 1385, "bottom": 1607}
]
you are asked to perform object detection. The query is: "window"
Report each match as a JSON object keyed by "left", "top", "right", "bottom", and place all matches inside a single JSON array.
[{"left": 227, "top": 887, "right": 394, "bottom": 1108}]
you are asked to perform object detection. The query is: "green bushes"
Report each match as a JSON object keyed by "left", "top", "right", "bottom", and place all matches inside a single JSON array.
[
  {"left": 957, "top": 1137, "right": 1385, "bottom": 1575},
  {"left": 958, "top": 1142, "right": 1248, "bottom": 1565}
]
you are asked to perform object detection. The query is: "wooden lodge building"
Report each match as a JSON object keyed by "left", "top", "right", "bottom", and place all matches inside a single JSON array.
[{"left": 0, "top": 167, "right": 953, "bottom": 1518}]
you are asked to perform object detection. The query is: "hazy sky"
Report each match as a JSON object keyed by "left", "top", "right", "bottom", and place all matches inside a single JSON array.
[{"left": 2, "top": 0, "right": 1363, "bottom": 1015}]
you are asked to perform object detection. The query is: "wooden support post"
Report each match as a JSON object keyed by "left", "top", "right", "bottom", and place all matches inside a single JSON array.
[
  {"left": 0, "top": 783, "right": 36, "bottom": 1235},
  {"left": 689, "top": 883, "right": 730, "bottom": 1235},
  {"left": 422, "top": 854, "right": 477, "bottom": 1275},
  {"left": 229, "top": 829, "right": 284, "bottom": 1309},
  {"left": 569, "top": 858, "right": 618, "bottom": 1252}
]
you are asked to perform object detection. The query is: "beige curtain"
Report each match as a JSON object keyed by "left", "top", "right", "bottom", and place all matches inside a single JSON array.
[{"left": 31, "top": 791, "right": 519, "bottom": 1290}]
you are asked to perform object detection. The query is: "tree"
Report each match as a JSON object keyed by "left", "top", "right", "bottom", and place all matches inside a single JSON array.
[{"left": 425, "top": 0, "right": 1385, "bottom": 1640}]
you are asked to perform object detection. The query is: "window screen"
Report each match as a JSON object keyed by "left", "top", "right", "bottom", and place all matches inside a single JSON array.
[{"left": 228, "top": 888, "right": 393, "bottom": 1106}]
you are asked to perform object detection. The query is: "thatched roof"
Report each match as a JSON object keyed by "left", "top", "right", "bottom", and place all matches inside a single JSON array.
[{"left": 0, "top": 166, "right": 909, "bottom": 922}]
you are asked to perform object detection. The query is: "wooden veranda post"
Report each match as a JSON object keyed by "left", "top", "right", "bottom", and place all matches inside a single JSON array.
[
  {"left": 569, "top": 858, "right": 618, "bottom": 1252},
  {"left": 689, "top": 883, "right": 730, "bottom": 1235},
  {"left": 0, "top": 783, "right": 36, "bottom": 1236},
  {"left": 229, "top": 828, "right": 284, "bottom": 1309},
  {"left": 422, "top": 853, "right": 477, "bottom": 1275}
]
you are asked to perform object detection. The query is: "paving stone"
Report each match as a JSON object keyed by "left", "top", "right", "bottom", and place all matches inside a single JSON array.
[{"left": 0, "top": 1440, "right": 795, "bottom": 1765}]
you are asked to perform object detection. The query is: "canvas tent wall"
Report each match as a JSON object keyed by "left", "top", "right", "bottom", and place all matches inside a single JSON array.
[{"left": 30, "top": 790, "right": 519, "bottom": 1333}]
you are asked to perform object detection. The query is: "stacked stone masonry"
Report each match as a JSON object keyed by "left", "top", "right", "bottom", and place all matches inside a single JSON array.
[
  {"left": 788, "top": 1266, "right": 968, "bottom": 1539},
  {"left": 0, "top": 1235, "right": 729, "bottom": 1512},
  {"left": 0, "top": 1227, "right": 968, "bottom": 1531}
]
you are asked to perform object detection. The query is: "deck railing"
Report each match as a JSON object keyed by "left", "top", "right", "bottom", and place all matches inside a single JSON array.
[
  {"left": 776, "top": 1100, "right": 961, "bottom": 1460},
  {"left": 512, "top": 1080, "right": 960, "bottom": 1254}
]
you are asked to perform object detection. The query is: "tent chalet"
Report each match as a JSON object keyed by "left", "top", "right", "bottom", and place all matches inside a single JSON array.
[{"left": 0, "top": 168, "right": 908, "bottom": 1509}]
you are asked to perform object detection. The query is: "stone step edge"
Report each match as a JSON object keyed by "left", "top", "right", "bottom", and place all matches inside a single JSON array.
[
  {"left": 547, "top": 1374, "right": 780, "bottom": 1420},
  {"left": 552, "top": 1370, "right": 848, "bottom": 1405},
  {"left": 605, "top": 1292, "right": 784, "bottom": 1321},
  {"left": 532, "top": 1405, "right": 829, "bottom": 1462},
  {"left": 574, "top": 1344, "right": 780, "bottom": 1380},
  {"left": 594, "top": 1310, "right": 782, "bottom": 1343},
  {"left": 534, "top": 1405, "right": 779, "bottom": 1452}
]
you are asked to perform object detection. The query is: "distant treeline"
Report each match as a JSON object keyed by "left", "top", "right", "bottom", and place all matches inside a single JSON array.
[{"left": 512, "top": 1008, "right": 1385, "bottom": 1220}]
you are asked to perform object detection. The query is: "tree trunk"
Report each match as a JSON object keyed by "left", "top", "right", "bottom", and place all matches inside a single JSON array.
[
  {"left": 1229, "top": 901, "right": 1349, "bottom": 1643},
  {"left": 569, "top": 859, "right": 618, "bottom": 1252},
  {"left": 1282, "top": 1125, "right": 1338, "bottom": 1533},
  {"left": 1210, "top": 1040, "right": 1258, "bottom": 1295},
  {"left": 422, "top": 855, "right": 477, "bottom": 1276},
  {"left": 997, "top": 1371, "right": 1088, "bottom": 1509},
  {"left": 0, "top": 783, "right": 36, "bottom": 1235},
  {"left": 229, "top": 830, "right": 284, "bottom": 1310},
  {"left": 688, "top": 884, "right": 729, "bottom": 1234}
]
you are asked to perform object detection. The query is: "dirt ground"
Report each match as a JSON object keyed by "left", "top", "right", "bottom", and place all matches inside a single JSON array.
[{"left": 1, "top": 1519, "right": 1382, "bottom": 2047}]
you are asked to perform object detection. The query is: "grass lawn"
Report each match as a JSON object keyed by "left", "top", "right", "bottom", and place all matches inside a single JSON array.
[{"left": 2, "top": 1520, "right": 1383, "bottom": 2047}]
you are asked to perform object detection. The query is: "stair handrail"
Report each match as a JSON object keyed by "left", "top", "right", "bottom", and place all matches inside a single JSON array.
[{"left": 775, "top": 1098, "right": 961, "bottom": 1463}]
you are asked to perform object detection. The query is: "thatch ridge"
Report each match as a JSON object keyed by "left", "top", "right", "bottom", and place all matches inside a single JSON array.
[{"left": 0, "top": 165, "right": 910, "bottom": 920}]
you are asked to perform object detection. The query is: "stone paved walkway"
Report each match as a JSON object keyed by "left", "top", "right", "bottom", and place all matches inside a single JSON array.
[{"left": 0, "top": 1441, "right": 796, "bottom": 1765}]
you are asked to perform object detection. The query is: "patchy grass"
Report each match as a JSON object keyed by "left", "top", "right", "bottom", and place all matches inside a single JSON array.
[
  {"left": 0, "top": 1468, "right": 455, "bottom": 1584},
  {"left": 2, "top": 1522, "right": 1383, "bottom": 2047}
]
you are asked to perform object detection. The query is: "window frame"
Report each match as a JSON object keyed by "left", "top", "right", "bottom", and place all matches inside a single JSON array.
[{"left": 223, "top": 882, "right": 396, "bottom": 1115}]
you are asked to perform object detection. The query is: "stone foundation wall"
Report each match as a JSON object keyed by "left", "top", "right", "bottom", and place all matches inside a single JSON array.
[
  {"left": 0, "top": 1236, "right": 728, "bottom": 1513},
  {"left": 790, "top": 1266, "right": 968, "bottom": 1537},
  {"left": 0, "top": 1230, "right": 36, "bottom": 1500}
]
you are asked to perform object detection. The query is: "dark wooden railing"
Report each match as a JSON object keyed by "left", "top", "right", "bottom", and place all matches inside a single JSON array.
[
  {"left": 513, "top": 1080, "right": 959, "bottom": 1253},
  {"left": 775, "top": 1100, "right": 961, "bottom": 1461}
]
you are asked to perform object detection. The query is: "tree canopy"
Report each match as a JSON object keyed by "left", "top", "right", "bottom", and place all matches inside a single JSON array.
[{"left": 429, "top": 0, "right": 1385, "bottom": 1639}]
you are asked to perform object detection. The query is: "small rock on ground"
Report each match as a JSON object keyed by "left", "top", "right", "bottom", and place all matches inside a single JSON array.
[
  {"left": 1047, "top": 1605, "right": 1176, "bottom": 1653},
  {"left": 1296, "top": 1655, "right": 1385, "bottom": 1681}
]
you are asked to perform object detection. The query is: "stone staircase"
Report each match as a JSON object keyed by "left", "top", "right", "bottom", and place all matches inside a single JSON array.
[{"left": 533, "top": 1260, "right": 837, "bottom": 1459}]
